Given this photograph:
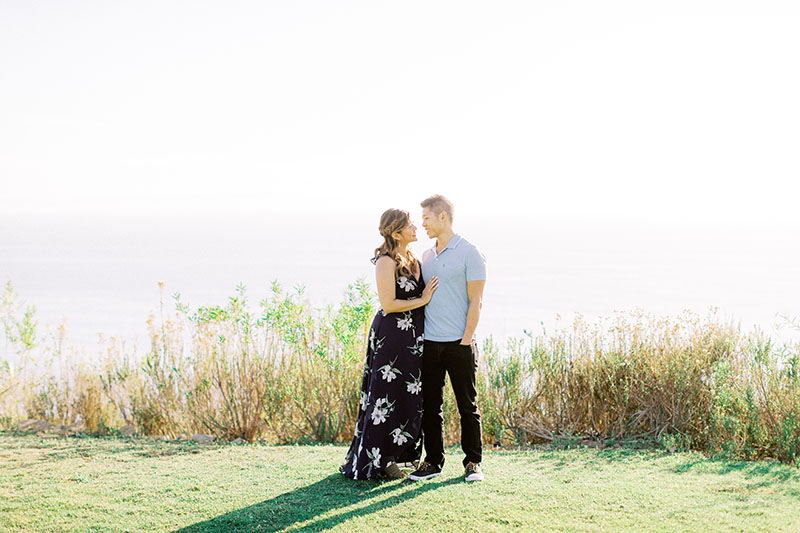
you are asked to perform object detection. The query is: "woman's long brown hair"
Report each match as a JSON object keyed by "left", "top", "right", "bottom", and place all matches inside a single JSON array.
[{"left": 372, "top": 208, "right": 418, "bottom": 278}]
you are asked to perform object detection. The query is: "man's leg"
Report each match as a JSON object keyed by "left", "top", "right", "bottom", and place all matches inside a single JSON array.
[
  {"left": 420, "top": 340, "right": 447, "bottom": 469},
  {"left": 444, "top": 341, "right": 482, "bottom": 467}
]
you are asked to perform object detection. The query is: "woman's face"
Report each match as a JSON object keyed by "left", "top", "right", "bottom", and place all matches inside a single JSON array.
[{"left": 394, "top": 220, "right": 418, "bottom": 245}]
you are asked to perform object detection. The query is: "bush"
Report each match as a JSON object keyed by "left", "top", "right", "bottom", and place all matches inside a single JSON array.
[{"left": 1, "top": 280, "right": 799, "bottom": 464}]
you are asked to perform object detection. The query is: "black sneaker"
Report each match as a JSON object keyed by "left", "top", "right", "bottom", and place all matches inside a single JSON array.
[
  {"left": 407, "top": 461, "right": 442, "bottom": 481},
  {"left": 465, "top": 462, "right": 484, "bottom": 482}
]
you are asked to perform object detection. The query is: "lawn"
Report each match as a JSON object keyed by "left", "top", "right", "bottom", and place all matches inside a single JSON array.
[{"left": 1, "top": 433, "right": 798, "bottom": 532}]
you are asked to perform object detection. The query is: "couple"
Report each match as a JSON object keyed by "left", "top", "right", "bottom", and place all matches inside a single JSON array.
[{"left": 340, "top": 194, "right": 487, "bottom": 482}]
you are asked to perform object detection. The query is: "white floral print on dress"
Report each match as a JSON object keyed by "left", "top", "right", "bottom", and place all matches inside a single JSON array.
[
  {"left": 396, "top": 312, "right": 413, "bottom": 331},
  {"left": 370, "top": 447, "right": 382, "bottom": 468},
  {"left": 370, "top": 330, "right": 385, "bottom": 354},
  {"left": 378, "top": 358, "right": 401, "bottom": 383},
  {"left": 408, "top": 335, "right": 424, "bottom": 357},
  {"left": 370, "top": 396, "right": 394, "bottom": 425},
  {"left": 406, "top": 370, "right": 422, "bottom": 395},
  {"left": 397, "top": 276, "right": 416, "bottom": 292},
  {"left": 390, "top": 428, "right": 409, "bottom": 445},
  {"left": 371, "top": 408, "right": 386, "bottom": 425}
]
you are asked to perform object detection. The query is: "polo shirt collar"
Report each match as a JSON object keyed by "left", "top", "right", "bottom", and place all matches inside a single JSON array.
[{"left": 432, "top": 233, "right": 462, "bottom": 255}]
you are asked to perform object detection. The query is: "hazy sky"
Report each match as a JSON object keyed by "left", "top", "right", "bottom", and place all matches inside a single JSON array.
[{"left": 2, "top": 1, "right": 799, "bottom": 222}]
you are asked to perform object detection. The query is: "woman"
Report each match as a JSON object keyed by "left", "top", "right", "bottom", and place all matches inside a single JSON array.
[{"left": 340, "top": 209, "right": 438, "bottom": 480}]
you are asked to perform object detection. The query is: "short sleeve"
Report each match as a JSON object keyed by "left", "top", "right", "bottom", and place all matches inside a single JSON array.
[{"left": 465, "top": 247, "right": 487, "bottom": 282}]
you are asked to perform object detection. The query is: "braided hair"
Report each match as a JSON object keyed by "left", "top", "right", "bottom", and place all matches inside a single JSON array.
[{"left": 371, "top": 208, "right": 418, "bottom": 278}]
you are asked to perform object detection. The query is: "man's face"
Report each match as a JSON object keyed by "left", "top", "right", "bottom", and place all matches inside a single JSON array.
[{"left": 421, "top": 207, "right": 444, "bottom": 238}]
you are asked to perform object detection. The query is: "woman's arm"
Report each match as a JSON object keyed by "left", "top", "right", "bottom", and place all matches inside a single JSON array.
[{"left": 375, "top": 256, "right": 437, "bottom": 313}]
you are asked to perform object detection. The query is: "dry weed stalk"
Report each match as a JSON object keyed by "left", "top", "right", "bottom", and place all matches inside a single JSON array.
[{"left": 2, "top": 279, "right": 799, "bottom": 463}]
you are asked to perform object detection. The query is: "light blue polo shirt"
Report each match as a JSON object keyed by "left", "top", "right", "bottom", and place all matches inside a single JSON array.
[{"left": 421, "top": 234, "right": 487, "bottom": 342}]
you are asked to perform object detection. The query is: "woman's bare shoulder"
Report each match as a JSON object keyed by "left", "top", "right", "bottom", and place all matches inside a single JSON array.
[{"left": 374, "top": 254, "right": 395, "bottom": 267}]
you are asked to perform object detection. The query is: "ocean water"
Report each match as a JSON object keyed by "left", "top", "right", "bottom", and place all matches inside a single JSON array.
[{"left": 1, "top": 213, "right": 798, "bottom": 356}]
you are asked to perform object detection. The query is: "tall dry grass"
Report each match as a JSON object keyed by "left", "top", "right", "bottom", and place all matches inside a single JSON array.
[
  {"left": 96, "top": 280, "right": 373, "bottom": 442},
  {"left": 478, "top": 310, "right": 800, "bottom": 463},
  {"left": 1, "top": 279, "right": 799, "bottom": 464}
]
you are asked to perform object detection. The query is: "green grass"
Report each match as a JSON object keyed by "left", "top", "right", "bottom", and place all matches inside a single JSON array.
[{"left": 1, "top": 433, "right": 799, "bottom": 532}]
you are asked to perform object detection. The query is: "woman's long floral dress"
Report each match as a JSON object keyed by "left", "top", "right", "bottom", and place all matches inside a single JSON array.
[{"left": 341, "top": 269, "right": 425, "bottom": 480}]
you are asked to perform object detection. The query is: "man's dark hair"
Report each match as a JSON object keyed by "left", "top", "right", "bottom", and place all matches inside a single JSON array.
[{"left": 420, "top": 194, "right": 454, "bottom": 222}]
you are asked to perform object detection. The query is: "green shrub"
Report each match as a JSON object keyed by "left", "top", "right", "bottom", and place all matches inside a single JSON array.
[{"left": 1, "top": 280, "right": 799, "bottom": 465}]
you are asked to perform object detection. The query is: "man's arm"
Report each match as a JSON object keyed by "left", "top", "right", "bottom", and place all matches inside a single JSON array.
[{"left": 460, "top": 279, "right": 486, "bottom": 345}]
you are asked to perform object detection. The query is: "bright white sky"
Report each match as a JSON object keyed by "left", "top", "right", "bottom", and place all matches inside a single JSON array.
[{"left": 1, "top": 1, "right": 799, "bottom": 223}]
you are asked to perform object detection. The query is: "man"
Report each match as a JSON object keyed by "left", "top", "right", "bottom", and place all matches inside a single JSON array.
[{"left": 408, "top": 194, "right": 487, "bottom": 482}]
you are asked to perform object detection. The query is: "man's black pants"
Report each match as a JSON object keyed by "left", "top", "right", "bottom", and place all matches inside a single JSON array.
[{"left": 421, "top": 339, "right": 482, "bottom": 468}]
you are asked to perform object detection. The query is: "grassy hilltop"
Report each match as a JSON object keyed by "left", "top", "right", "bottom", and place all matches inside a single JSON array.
[
  {"left": 2, "top": 433, "right": 800, "bottom": 532},
  {"left": 3, "top": 280, "right": 800, "bottom": 530}
]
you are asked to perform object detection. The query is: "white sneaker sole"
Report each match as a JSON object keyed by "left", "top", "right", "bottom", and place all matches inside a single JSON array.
[
  {"left": 465, "top": 474, "right": 484, "bottom": 482},
  {"left": 407, "top": 471, "right": 441, "bottom": 481}
]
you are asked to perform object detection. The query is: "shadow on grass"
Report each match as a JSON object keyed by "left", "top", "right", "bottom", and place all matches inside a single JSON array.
[
  {"left": 175, "top": 473, "right": 462, "bottom": 533},
  {"left": 0, "top": 431, "right": 227, "bottom": 465},
  {"left": 671, "top": 457, "right": 800, "bottom": 498},
  {"left": 493, "top": 444, "right": 800, "bottom": 488},
  {"left": 561, "top": 447, "right": 800, "bottom": 488},
  {"left": 672, "top": 455, "right": 799, "bottom": 480},
  {"left": 518, "top": 446, "right": 663, "bottom": 471}
]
